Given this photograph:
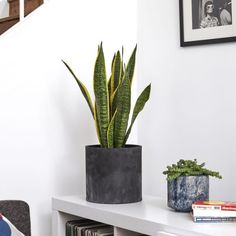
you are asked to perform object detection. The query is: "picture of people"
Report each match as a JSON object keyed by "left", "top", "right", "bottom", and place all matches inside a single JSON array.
[
  {"left": 192, "top": 0, "right": 232, "bottom": 29},
  {"left": 220, "top": 0, "right": 232, "bottom": 25}
]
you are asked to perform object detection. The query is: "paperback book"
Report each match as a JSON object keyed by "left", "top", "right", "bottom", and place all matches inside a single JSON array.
[
  {"left": 66, "top": 219, "right": 114, "bottom": 236},
  {"left": 193, "top": 208, "right": 236, "bottom": 217},
  {"left": 192, "top": 200, "right": 236, "bottom": 223},
  {"left": 192, "top": 200, "right": 236, "bottom": 211},
  {"left": 192, "top": 215, "right": 236, "bottom": 223}
]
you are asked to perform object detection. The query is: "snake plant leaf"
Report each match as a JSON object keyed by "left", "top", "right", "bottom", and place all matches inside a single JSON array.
[
  {"left": 62, "top": 60, "right": 94, "bottom": 118},
  {"left": 121, "top": 46, "right": 125, "bottom": 81},
  {"left": 110, "top": 51, "right": 122, "bottom": 118},
  {"left": 107, "top": 110, "right": 117, "bottom": 148},
  {"left": 114, "top": 73, "right": 131, "bottom": 147},
  {"left": 108, "top": 53, "right": 115, "bottom": 118},
  {"left": 94, "top": 43, "right": 109, "bottom": 147},
  {"left": 108, "top": 75, "right": 112, "bottom": 102},
  {"left": 111, "top": 53, "right": 116, "bottom": 71},
  {"left": 123, "top": 84, "right": 151, "bottom": 145},
  {"left": 125, "top": 45, "right": 137, "bottom": 85},
  {"left": 94, "top": 103, "right": 102, "bottom": 145},
  {"left": 111, "top": 86, "right": 118, "bottom": 116},
  {"left": 111, "top": 51, "right": 122, "bottom": 96},
  {"left": 107, "top": 75, "right": 113, "bottom": 120}
]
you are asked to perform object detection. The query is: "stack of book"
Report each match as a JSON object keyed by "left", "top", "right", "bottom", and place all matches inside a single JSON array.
[
  {"left": 192, "top": 200, "right": 236, "bottom": 223},
  {"left": 66, "top": 219, "right": 114, "bottom": 236}
]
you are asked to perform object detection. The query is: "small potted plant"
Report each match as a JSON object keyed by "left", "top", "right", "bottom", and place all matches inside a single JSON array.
[
  {"left": 62, "top": 43, "right": 151, "bottom": 204},
  {"left": 163, "top": 159, "right": 222, "bottom": 212}
]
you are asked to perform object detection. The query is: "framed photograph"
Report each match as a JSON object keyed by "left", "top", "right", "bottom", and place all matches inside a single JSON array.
[{"left": 179, "top": 0, "right": 236, "bottom": 46}]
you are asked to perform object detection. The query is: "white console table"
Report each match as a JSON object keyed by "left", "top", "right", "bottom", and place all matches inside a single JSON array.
[{"left": 52, "top": 195, "right": 236, "bottom": 236}]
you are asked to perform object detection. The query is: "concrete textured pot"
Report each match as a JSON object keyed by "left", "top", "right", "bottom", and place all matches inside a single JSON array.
[
  {"left": 86, "top": 145, "right": 142, "bottom": 204},
  {"left": 167, "top": 176, "right": 209, "bottom": 212}
]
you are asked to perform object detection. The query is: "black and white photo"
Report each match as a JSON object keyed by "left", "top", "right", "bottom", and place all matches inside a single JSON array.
[
  {"left": 192, "top": 0, "right": 232, "bottom": 29},
  {"left": 180, "top": 0, "right": 236, "bottom": 46}
]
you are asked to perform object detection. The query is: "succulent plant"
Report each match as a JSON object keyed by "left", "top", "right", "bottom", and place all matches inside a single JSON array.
[
  {"left": 163, "top": 159, "right": 222, "bottom": 181},
  {"left": 62, "top": 43, "right": 151, "bottom": 148}
]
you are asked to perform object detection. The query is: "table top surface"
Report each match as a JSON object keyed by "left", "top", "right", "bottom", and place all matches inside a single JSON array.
[{"left": 52, "top": 195, "right": 236, "bottom": 236}]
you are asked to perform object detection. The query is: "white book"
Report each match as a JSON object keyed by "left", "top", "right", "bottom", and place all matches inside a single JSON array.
[{"left": 193, "top": 209, "right": 236, "bottom": 217}]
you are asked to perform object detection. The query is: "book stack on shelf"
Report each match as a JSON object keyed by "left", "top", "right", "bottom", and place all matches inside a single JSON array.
[
  {"left": 192, "top": 200, "right": 236, "bottom": 223},
  {"left": 65, "top": 218, "right": 148, "bottom": 236},
  {"left": 66, "top": 219, "right": 114, "bottom": 236}
]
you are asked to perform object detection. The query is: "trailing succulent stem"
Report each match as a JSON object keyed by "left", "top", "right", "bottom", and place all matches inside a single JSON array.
[
  {"left": 163, "top": 159, "right": 222, "bottom": 181},
  {"left": 63, "top": 43, "right": 151, "bottom": 148}
]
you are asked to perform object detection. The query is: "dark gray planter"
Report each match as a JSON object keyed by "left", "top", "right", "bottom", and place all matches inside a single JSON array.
[
  {"left": 86, "top": 145, "right": 142, "bottom": 204},
  {"left": 167, "top": 176, "right": 209, "bottom": 212}
]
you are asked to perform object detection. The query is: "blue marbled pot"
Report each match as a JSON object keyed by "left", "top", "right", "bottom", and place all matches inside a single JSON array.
[{"left": 168, "top": 176, "right": 209, "bottom": 212}]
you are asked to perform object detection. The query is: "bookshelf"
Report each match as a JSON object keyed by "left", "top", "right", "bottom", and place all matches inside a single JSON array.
[{"left": 52, "top": 195, "right": 236, "bottom": 236}]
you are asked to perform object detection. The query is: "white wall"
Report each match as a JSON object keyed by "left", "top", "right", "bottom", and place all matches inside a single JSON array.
[
  {"left": 138, "top": 0, "right": 236, "bottom": 201},
  {"left": 0, "top": 0, "right": 137, "bottom": 235}
]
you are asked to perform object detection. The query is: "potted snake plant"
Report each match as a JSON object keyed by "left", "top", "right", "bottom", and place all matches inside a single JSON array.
[
  {"left": 62, "top": 43, "right": 151, "bottom": 204},
  {"left": 163, "top": 159, "right": 222, "bottom": 212}
]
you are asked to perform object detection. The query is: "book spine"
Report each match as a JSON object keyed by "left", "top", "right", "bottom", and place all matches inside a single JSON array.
[
  {"left": 192, "top": 205, "right": 221, "bottom": 210},
  {"left": 193, "top": 216, "right": 236, "bottom": 222},
  {"left": 193, "top": 210, "right": 236, "bottom": 217},
  {"left": 222, "top": 206, "right": 236, "bottom": 211},
  {"left": 192, "top": 205, "right": 236, "bottom": 211}
]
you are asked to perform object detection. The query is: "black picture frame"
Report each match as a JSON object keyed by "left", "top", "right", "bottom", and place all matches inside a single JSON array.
[{"left": 179, "top": 0, "right": 236, "bottom": 46}]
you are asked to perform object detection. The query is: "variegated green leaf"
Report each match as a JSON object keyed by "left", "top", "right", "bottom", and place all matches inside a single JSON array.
[
  {"left": 108, "top": 75, "right": 112, "bottom": 102},
  {"left": 62, "top": 60, "right": 94, "bottom": 118},
  {"left": 94, "top": 103, "right": 102, "bottom": 145},
  {"left": 111, "top": 51, "right": 122, "bottom": 95},
  {"left": 125, "top": 45, "right": 137, "bottom": 85},
  {"left": 107, "top": 75, "right": 112, "bottom": 120},
  {"left": 107, "top": 110, "right": 117, "bottom": 148},
  {"left": 121, "top": 46, "right": 125, "bottom": 81},
  {"left": 111, "top": 86, "right": 119, "bottom": 116},
  {"left": 109, "top": 51, "right": 122, "bottom": 118},
  {"left": 114, "top": 73, "right": 131, "bottom": 147},
  {"left": 123, "top": 84, "right": 151, "bottom": 145},
  {"left": 108, "top": 54, "right": 115, "bottom": 118},
  {"left": 93, "top": 43, "right": 109, "bottom": 147},
  {"left": 111, "top": 53, "right": 116, "bottom": 71}
]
